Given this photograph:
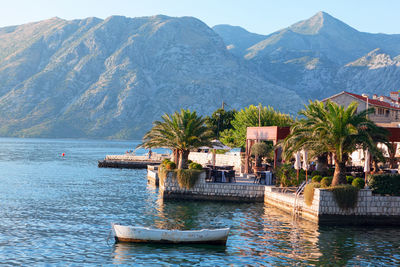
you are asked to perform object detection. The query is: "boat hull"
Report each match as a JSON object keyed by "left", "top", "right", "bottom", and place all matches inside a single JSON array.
[{"left": 112, "top": 224, "right": 229, "bottom": 245}]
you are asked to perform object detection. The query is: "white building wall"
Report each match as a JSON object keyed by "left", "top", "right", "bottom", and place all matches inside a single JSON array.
[{"left": 188, "top": 152, "right": 242, "bottom": 172}]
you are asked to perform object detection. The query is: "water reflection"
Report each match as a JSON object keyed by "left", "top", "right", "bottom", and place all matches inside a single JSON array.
[
  {"left": 316, "top": 226, "right": 400, "bottom": 266},
  {"left": 154, "top": 198, "right": 204, "bottom": 230},
  {"left": 112, "top": 242, "right": 227, "bottom": 265},
  {"left": 149, "top": 195, "right": 400, "bottom": 266}
]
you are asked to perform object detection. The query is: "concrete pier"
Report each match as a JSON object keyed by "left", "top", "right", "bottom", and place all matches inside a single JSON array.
[
  {"left": 98, "top": 160, "right": 161, "bottom": 169},
  {"left": 98, "top": 154, "right": 166, "bottom": 169}
]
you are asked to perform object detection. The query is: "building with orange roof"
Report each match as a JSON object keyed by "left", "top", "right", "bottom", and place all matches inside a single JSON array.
[{"left": 323, "top": 91, "right": 400, "bottom": 127}]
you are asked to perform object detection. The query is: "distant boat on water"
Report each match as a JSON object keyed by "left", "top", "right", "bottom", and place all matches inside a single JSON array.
[{"left": 111, "top": 223, "right": 230, "bottom": 245}]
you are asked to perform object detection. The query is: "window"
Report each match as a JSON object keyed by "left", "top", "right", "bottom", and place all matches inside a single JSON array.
[{"left": 386, "top": 110, "right": 390, "bottom": 117}]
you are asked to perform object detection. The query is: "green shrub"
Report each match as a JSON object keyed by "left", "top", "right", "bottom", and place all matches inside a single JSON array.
[
  {"left": 275, "top": 163, "right": 296, "bottom": 187},
  {"left": 329, "top": 185, "right": 359, "bottom": 210},
  {"left": 187, "top": 160, "right": 193, "bottom": 164},
  {"left": 165, "top": 161, "right": 176, "bottom": 170},
  {"left": 189, "top": 162, "right": 203, "bottom": 170},
  {"left": 320, "top": 177, "right": 332, "bottom": 188},
  {"left": 369, "top": 174, "right": 400, "bottom": 196},
  {"left": 322, "top": 177, "right": 330, "bottom": 182},
  {"left": 158, "top": 164, "right": 175, "bottom": 185},
  {"left": 312, "top": 175, "right": 323, "bottom": 183},
  {"left": 311, "top": 170, "right": 320, "bottom": 177},
  {"left": 176, "top": 169, "right": 203, "bottom": 189},
  {"left": 297, "top": 169, "right": 307, "bottom": 182},
  {"left": 291, "top": 175, "right": 306, "bottom": 187},
  {"left": 278, "top": 175, "right": 290, "bottom": 187},
  {"left": 322, "top": 168, "right": 335, "bottom": 177},
  {"left": 346, "top": 176, "right": 354, "bottom": 184},
  {"left": 162, "top": 158, "right": 171, "bottom": 165},
  {"left": 352, "top": 178, "right": 365, "bottom": 189},
  {"left": 304, "top": 182, "right": 321, "bottom": 206},
  {"left": 158, "top": 164, "right": 167, "bottom": 180}
]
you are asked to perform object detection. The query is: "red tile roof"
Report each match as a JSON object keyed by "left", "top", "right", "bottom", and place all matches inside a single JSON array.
[{"left": 344, "top": 91, "right": 400, "bottom": 110}]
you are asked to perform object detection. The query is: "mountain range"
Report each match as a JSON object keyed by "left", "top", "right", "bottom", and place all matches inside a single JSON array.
[
  {"left": 0, "top": 11, "right": 399, "bottom": 139},
  {"left": 214, "top": 11, "right": 400, "bottom": 99}
]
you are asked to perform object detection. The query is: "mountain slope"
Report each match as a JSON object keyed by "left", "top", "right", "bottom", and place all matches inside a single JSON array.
[
  {"left": 212, "top": 24, "right": 266, "bottom": 56},
  {"left": 337, "top": 49, "right": 400, "bottom": 95},
  {"left": 217, "top": 11, "right": 400, "bottom": 99},
  {"left": 0, "top": 15, "right": 303, "bottom": 139}
]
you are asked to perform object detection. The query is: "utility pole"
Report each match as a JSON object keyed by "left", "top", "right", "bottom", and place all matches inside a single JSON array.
[
  {"left": 258, "top": 104, "right": 261, "bottom": 127},
  {"left": 222, "top": 101, "right": 225, "bottom": 110},
  {"left": 216, "top": 112, "right": 220, "bottom": 139}
]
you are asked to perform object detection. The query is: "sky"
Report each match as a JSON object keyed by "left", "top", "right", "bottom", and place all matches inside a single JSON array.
[{"left": 1, "top": 0, "right": 399, "bottom": 35}]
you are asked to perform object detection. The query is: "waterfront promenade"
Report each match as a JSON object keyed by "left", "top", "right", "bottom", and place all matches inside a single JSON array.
[{"left": 152, "top": 168, "right": 400, "bottom": 226}]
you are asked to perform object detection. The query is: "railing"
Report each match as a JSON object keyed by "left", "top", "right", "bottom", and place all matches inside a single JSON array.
[
  {"left": 105, "top": 153, "right": 170, "bottom": 161},
  {"left": 293, "top": 180, "right": 310, "bottom": 217}
]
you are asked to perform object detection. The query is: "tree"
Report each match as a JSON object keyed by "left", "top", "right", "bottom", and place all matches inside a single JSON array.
[
  {"left": 140, "top": 109, "right": 213, "bottom": 169},
  {"left": 251, "top": 142, "right": 273, "bottom": 167},
  {"left": 282, "top": 100, "right": 388, "bottom": 186},
  {"left": 205, "top": 108, "right": 237, "bottom": 139},
  {"left": 220, "top": 104, "right": 293, "bottom": 149},
  {"left": 386, "top": 142, "right": 397, "bottom": 169}
]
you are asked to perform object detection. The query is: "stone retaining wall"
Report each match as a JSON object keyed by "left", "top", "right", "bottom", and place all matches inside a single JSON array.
[
  {"left": 316, "top": 189, "right": 400, "bottom": 225},
  {"left": 147, "top": 165, "right": 159, "bottom": 186},
  {"left": 263, "top": 187, "right": 319, "bottom": 222},
  {"left": 160, "top": 171, "right": 265, "bottom": 202},
  {"left": 264, "top": 187, "right": 400, "bottom": 225},
  {"left": 160, "top": 169, "right": 400, "bottom": 225}
]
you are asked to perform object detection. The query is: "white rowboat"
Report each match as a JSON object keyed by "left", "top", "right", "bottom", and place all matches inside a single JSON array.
[{"left": 111, "top": 223, "right": 230, "bottom": 245}]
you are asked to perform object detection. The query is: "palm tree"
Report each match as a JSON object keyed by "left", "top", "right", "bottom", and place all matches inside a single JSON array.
[
  {"left": 140, "top": 109, "right": 213, "bottom": 169},
  {"left": 282, "top": 100, "right": 388, "bottom": 186}
]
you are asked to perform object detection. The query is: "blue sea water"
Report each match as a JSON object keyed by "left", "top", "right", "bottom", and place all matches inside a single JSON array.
[{"left": 0, "top": 138, "right": 399, "bottom": 266}]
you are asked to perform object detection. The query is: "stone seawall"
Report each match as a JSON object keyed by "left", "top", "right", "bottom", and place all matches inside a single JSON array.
[
  {"left": 160, "top": 170, "right": 400, "bottom": 225},
  {"left": 263, "top": 187, "right": 318, "bottom": 222},
  {"left": 264, "top": 187, "right": 400, "bottom": 226},
  {"left": 316, "top": 189, "right": 400, "bottom": 225},
  {"left": 147, "top": 165, "right": 159, "bottom": 186},
  {"left": 160, "top": 172, "right": 265, "bottom": 202}
]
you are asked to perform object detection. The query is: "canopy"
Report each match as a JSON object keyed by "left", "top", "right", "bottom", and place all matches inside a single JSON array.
[
  {"left": 199, "top": 140, "right": 231, "bottom": 150},
  {"left": 302, "top": 150, "right": 308, "bottom": 171},
  {"left": 364, "top": 149, "right": 370, "bottom": 173},
  {"left": 294, "top": 151, "right": 302, "bottom": 170}
]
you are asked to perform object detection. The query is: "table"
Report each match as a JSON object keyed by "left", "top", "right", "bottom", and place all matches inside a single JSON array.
[
  {"left": 255, "top": 171, "right": 273, "bottom": 185},
  {"left": 211, "top": 170, "right": 236, "bottom": 183},
  {"left": 383, "top": 169, "right": 398, "bottom": 174}
]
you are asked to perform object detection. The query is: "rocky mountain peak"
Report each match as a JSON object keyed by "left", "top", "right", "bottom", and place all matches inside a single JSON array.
[{"left": 289, "top": 11, "right": 357, "bottom": 35}]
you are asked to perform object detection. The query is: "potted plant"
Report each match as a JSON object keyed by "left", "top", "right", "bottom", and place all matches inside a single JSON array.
[{"left": 251, "top": 142, "right": 272, "bottom": 172}]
